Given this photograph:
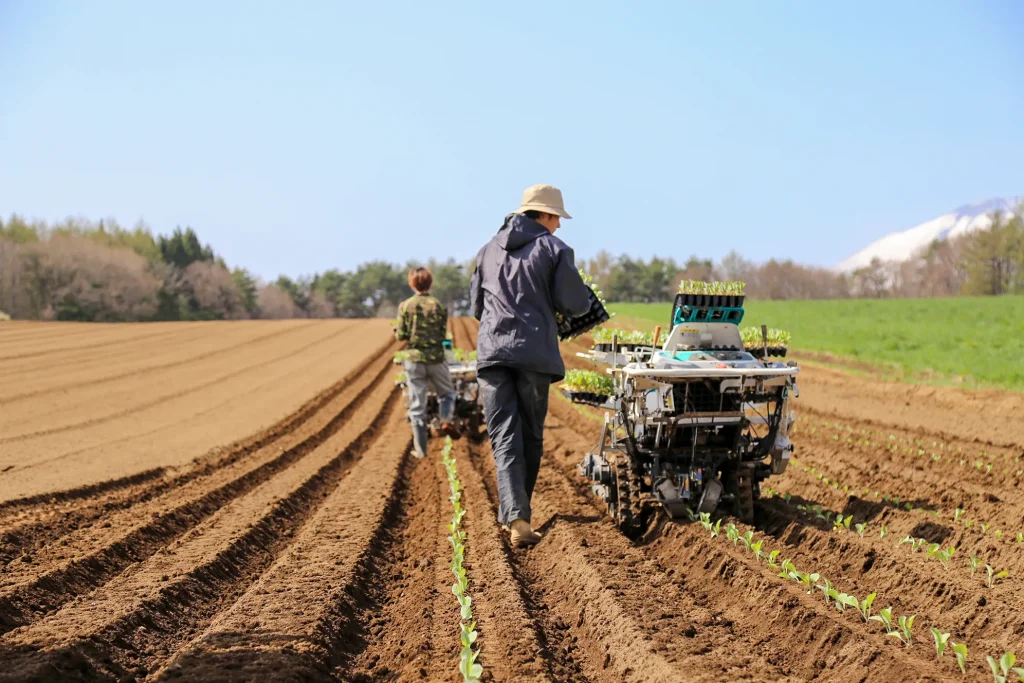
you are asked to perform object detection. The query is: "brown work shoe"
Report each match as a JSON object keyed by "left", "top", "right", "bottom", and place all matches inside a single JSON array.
[
  {"left": 439, "top": 421, "right": 462, "bottom": 439},
  {"left": 509, "top": 519, "right": 542, "bottom": 548}
]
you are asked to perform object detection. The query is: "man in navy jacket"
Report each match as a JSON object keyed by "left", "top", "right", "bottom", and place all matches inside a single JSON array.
[{"left": 470, "top": 184, "right": 592, "bottom": 547}]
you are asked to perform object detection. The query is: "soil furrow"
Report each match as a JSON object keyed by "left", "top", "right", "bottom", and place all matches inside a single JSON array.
[
  {"left": 0, "top": 335, "right": 392, "bottom": 525},
  {"left": 151, "top": 399, "right": 412, "bottom": 682},
  {"left": 0, "top": 387, "right": 401, "bottom": 682},
  {"left": 449, "top": 440, "right": 561, "bottom": 683},
  {"left": 0, "top": 344, "right": 398, "bottom": 633},
  {"left": 465, "top": 436, "right": 772, "bottom": 683},
  {"left": 332, "top": 441, "right": 454, "bottom": 683}
]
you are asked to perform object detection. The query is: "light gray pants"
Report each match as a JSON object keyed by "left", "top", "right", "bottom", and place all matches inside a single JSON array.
[
  {"left": 404, "top": 360, "right": 455, "bottom": 455},
  {"left": 477, "top": 366, "right": 552, "bottom": 526}
]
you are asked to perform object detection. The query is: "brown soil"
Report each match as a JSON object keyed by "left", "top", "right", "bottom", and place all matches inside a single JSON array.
[{"left": 0, "top": 319, "right": 1017, "bottom": 682}]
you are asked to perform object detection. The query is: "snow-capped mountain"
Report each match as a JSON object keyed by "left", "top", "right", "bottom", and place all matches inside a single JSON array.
[{"left": 836, "top": 197, "right": 1022, "bottom": 272}]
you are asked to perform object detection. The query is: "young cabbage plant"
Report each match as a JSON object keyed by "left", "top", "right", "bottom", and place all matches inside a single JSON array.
[
  {"left": 870, "top": 607, "right": 896, "bottom": 634},
  {"left": 750, "top": 539, "right": 766, "bottom": 563},
  {"left": 887, "top": 614, "right": 915, "bottom": 647},
  {"left": 986, "top": 565, "right": 1010, "bottom": 589},
  {"left": 460, "top": 644, "right": 484, "bottom": 683},
  {"left": 986, "top": 652, "right": 1024, "bottom": 683},
  {"left": 952, "top": 642, "right": 969, "bottom": 675},
  {"left": 778, "top": 559, "right": 796, "bottom": 579},
  {"left": 816, "top": 578, "right": 834, "bottom": 605},
  {"left": 857, "top": 592, "right": 876, "bottom": 623},
  {"left": 970, "top": 555, "right": 981, "bottom": 577},
  {"left": 937, "top": 546, "right": 957, "bottom": 571},
  {"left": 833, "top": 514, "right": 852, "bottom": 532},
  {"left": 740, "top": 530, "right": 755, "bottom": 551},
  {"left": 879, "top": 525, "right": 889, "bottom": 539},
  {"left": 954, "top": 508, "right": 965, "bottom": 523},
  {"left": 766, "top": 550, "right": 781, "bottom": 569},
  {"left": 855, "top": 523, "right": 867, "bottom": 538},
  {"left": 930, "top": 628, "right": 950, "bottom": 659}
]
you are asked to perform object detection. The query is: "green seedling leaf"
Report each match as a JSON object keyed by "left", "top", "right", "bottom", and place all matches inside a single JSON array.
[
  {"left": 952, "top": 642, "right": 968, "bottom": 674},
  {"left": 870, "top": 607, "right": 895, "bottom": 633},
  {"left": 855, "top": 523, "right": 867, "bottom": 537},
  {"left": 970, "top": 555, "right": 981, "bottom": 577},
  {"left": 767, "top": 550, "right": 781, "bottom": 569},
  {"left": 930, "top": 627, "right": 950, "bottom": 658},
  {"left": 858, "top": 592, "right": 876, "bottom": 622},
  {"left": 816, "top": 578, "right": 834, "bottom": 604},
  {"left": 879, "top": 525, "right": 888, "bottom": 539}
]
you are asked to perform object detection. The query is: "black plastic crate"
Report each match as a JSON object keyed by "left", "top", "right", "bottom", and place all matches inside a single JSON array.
[{"left": 557, "top": 289, "right": 610, "bottom": 341}]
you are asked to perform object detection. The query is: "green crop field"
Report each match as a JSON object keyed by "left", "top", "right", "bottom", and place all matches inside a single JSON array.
[{"left": 609, "top": 296, "right": 1024, "bottom": 392}]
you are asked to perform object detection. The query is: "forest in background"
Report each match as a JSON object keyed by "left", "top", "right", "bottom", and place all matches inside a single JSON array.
[{"left": 1, "top": 207, "right": 1022, "bottom": 322}]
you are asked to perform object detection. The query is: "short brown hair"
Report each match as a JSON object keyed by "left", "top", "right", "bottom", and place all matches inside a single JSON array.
[{"left": 408, "top": 267, "right": 433, "bottom": 293}]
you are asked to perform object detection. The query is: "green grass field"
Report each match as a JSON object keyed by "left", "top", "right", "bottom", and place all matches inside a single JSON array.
[{"left": 609, "top": 296, "right": 1024, "bottom": 392}]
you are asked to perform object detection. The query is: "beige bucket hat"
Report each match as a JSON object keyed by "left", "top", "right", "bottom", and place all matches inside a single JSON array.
[{"left": 514, "top": 184, "right": 572, "bottom": 220}]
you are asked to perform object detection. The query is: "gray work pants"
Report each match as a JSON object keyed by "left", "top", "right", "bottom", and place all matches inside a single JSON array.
[
  {"left": 477, "top": 366, "right": 552, "bottom": 526},
  {"left": 405, "top": 360, "right": 455, "bottom": 455}
]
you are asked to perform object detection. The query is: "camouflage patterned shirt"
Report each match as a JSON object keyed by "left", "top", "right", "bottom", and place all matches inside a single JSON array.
[{"left": 395, "top": 293, "right": 448, "bottom": 365}]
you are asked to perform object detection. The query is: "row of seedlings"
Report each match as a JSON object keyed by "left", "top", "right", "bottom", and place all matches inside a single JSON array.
[{"left": 441, "top": 436, "right": 485, "bottom": 683}]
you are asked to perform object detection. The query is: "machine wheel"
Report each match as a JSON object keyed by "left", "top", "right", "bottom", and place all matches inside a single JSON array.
[
  {"left": 611, "top": 455, "right": 645, "bottom": 539},
  {"left": 726, "top": 465, "right": 756, "bottom": 524}
]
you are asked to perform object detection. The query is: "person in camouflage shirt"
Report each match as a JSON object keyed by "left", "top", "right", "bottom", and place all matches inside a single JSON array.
[{"left": 395, "top": 267, "right": 458, "bottom": 457}]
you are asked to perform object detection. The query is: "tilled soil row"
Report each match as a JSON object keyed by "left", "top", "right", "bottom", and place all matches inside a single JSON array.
[
  {"left": 2, "top": 320, "right": 325, "bottom": 404},
  {"left": 540, "top": 394, "right": 946, "bottom": 682},
  {"left": 0, "top": 338, "right": 395, "bottom": 564},
  {"left": 147, "top": 397, "right": 415, "bottom": 682},
  {"left": 0, "top": 380, "right": 403, "bottom": 682},
  {"left": 465, "top": 430, "right": 798, "bottom": 683},
  {"left": 750, "top": 493, "right": 1024, "bottom": 656},
  {"left": 787, "top": 425, "right": 1024, "bottom": 542},
  {"left": 3, "top": 322, "right": 362, "bottom": 446},
  {"left": 0, "top": 341, "right": 399, "bottom": 635},
  {"left": 332, "top": 441, "right": 456, "bottom": 683}
]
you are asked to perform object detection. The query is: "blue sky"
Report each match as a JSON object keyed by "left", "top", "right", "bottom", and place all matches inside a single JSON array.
[{"left": 2, "top": 1, "right": 1022, "bottom": 279}]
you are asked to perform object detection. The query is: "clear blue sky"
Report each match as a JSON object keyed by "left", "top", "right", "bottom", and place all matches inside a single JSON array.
[{"left": 2, "top": 1, "right": 1022, "bottom": 280}]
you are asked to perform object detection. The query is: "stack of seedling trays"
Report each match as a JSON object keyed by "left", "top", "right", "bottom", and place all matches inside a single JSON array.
[
  {"left": 557, "top": 275, "right": 611, "bottom": 341},
  {"left": 590, "top": 328, "right": 656, "bottom": 354},
  {"left": 671, "top": 280, "right": 746, "bottom": 326},
  {"left": 740, "top": 327, "right": 791, "bottom": 359},
  {"left": 560, "top": 369, "right": 614, "bottom": 407}
]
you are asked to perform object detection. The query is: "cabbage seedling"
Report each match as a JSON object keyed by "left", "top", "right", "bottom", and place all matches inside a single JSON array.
[
  {"left": 952, "top": 642, "right": 969, "bottom": 675},
  {"left": 816, "top": 578, "right": 834, "bottom": 605},
  {"left": 460, "top": 644, "right": 484, "bottom": 683},
  {"left": 887, "top": 614, "right": 914, "bottom": 647},
  {"left": 930, "top": 627, "right": 950, "bottom": 658},
  {"left": 954, "top": 508, "right": 965, "bottom": 523},
  {"left": 970, "top": 555, "right": 981, "bottom": 577},
  {"left": 981, "top": 523, "right": 991, "bottom": 533},
  {"left": 833, "top": 514, "right": 852, "bottom": 532},
  {"left": 937, "top": 546, "right": 957, "bottom": 570},
  {"left": 766, "top": 550, "right": 781, "bottom": 569},
  {"left": 880, "top": 525, "right": 888, "bottom": 539},
  {"left": 857, "top": 592, "right": 876, "bottom": 622},
  {"left": 985, "top": 565, "right": 1009, "bottom": 588},
  {"left": 1017, "top": 533, "right": 1024, "bottom": 545},
  {"left": 837, "top": 593, "right": 859, "bottom": 612},
  {"left": 870, "top": 607, "right": 896, "bottom": 634},
  {"left": 750, "top": 539, "right": 766, "bottom": 563},
  {"left": 778, "top": 558, "right": 795, "bottom": 579},
  {"left": 855, "top": 523, "right": 867, "bottom": 538},
  {"left": 739, "top": 530, "right": 754, "bottom": 551},
  {"left": 987, "top": 653, "right": 1024, "bottom": 683},
  {"left": 726, "top": 524, "right": 740, "bottom": 544}
]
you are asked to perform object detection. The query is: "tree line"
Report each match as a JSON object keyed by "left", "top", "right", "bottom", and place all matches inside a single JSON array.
[{"left": 1, "top": 207, "right": 1021, "bottom": 322}]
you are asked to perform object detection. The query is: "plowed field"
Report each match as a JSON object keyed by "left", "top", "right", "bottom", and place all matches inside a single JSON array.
[{"left": 1, "top": 319, "right": 1020, "bottom": 682}]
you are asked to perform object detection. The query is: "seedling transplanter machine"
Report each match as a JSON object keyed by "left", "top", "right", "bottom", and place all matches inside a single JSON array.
[
  {"left": 573, "top": 281, "right": 800, "bottom": 535},
  {"left": 395, "top": 339, "right": 485, "bottom": 438}
]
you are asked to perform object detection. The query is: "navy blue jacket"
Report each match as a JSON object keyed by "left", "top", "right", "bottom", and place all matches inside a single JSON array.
[{"left": 470, "top": 213, "right": 593, "bottom": 380}]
